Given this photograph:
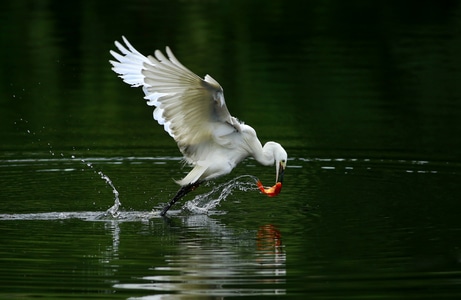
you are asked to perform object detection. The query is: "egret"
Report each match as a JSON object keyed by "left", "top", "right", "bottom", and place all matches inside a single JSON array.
[{"left": 109, "top": 36, "right": 287, "bottom": 216}]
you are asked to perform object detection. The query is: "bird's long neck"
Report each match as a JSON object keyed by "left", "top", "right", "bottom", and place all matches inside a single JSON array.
[{"left": 254, "top": 142, "right": 277, "bottom": 166}]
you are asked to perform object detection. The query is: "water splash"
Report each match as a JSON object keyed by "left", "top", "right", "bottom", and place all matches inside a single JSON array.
[
  {"left": 75, "top": 155, "right": 121, "bottom": 218},
  {"left": 16, "top": 118, "right": 121, "bottom": 217},
  {"left": 98, "top": 171, "right": 121, "bottom": 218},
  {"left": 183, "top": 175, "right": 259, "bottom": 214}
]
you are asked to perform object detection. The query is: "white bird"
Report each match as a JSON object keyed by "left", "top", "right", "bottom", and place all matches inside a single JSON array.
[{"left": 109, "top": 36, "right": 287, "bottom": 215}]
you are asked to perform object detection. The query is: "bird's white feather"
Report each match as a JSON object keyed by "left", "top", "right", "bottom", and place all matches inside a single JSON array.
[
  {"left": 110, "top": 36, "right": 287, "bottom": 186},
  {"left": 110, "top": 36, "right": 236, "bottom": 149}
]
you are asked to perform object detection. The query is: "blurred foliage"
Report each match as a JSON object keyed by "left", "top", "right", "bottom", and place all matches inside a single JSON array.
[{"left": 1, "top": 0, "right": 461, "bottom": 159}]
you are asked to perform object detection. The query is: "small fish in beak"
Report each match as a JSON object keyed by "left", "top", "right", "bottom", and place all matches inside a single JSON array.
[
  {"left": 256, "top": 160, "right": 286, "bottom": 197},
  {"left": 257, "top": 180, "right": 282, "bottom": 197}
]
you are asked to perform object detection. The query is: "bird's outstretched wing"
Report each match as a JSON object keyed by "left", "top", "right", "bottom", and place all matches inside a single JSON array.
[{"left": 109, "top": 36, "right": 239, "bottom": 156}]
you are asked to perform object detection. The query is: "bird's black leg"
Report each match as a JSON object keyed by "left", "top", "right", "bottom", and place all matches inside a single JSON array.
[{"left": 160, "top": 181, "right": 202, "bottom": 216}]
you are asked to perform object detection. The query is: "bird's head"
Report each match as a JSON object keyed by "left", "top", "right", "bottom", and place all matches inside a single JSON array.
[
  {"left": 263, "top": 141, "right": 287, "bottom": 184},
  {"left": 256, "top": 142, "right": 287, "bottom": 197}
]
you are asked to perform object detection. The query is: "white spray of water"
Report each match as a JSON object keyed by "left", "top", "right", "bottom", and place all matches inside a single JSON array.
[
  {"left": 183, "top": 175, "right": 259, "bottom": 214},
  {"left": 75, "top": 155, "right": 121, "bottom": 218},
  {"left": 98, "top": 171, "right": 121, "bottom": 217},
  {"left": 18, "top": 118, "right": 121, "bottom": 218}
]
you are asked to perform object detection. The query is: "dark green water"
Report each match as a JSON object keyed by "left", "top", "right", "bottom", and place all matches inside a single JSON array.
[{"left": 1, "top": 1, "right": 461, "bottom": 299}]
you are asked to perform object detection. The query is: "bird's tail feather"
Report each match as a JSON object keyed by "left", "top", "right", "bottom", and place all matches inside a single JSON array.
[{"left": 175, "top": 164, "right": 208, "bottom": 186}]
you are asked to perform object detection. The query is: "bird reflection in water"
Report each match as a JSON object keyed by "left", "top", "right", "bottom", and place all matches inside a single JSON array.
[
  {"left": 113, "top": 216, "right": 286, "bottom": 297},
  {"left": 257, "top": 224, "right": 283, "bottom": 252},
  {"left": 256, "top": 224, "right": 286, "bottom": 280}
]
